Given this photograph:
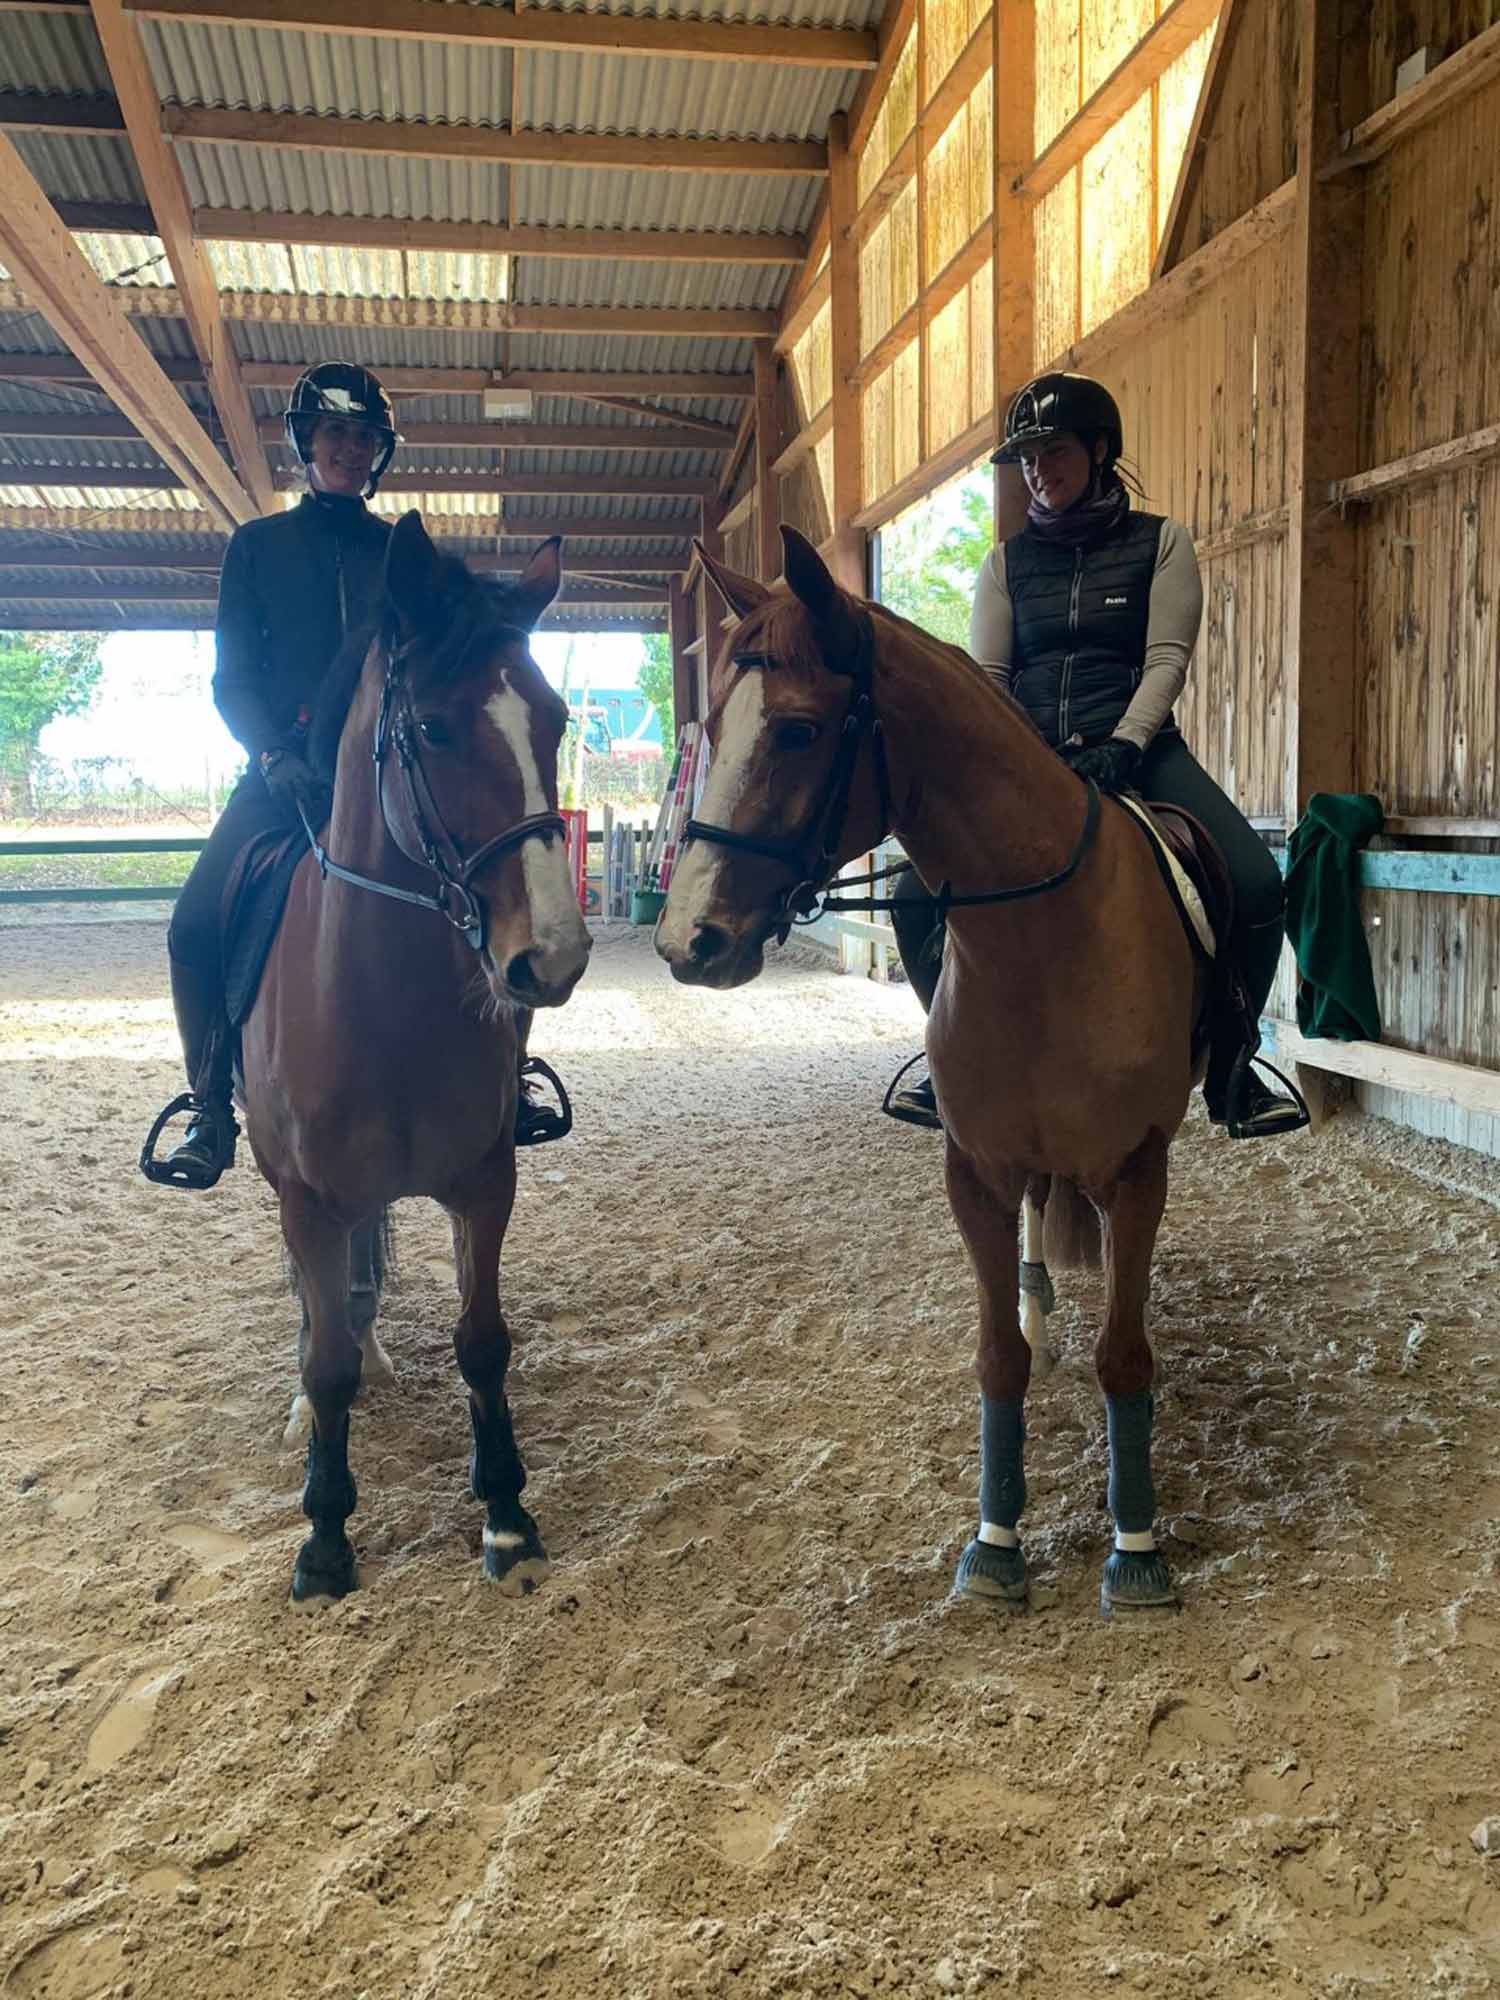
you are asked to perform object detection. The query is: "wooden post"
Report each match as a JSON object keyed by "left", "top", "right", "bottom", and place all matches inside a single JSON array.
[
  {"left": 991, "top": 0, "right": 1035, "bottom": 544},
  {"left": 752, "top": 343, "right": 782, "bottom": 582},
  {"left": 1282, "top": 0, "right": 1368, "bottom": 823},
  {"left": 826, "top": 109, "right": 867, "bottom": 593},
  {"left": 667, "top": 572, "right": 695, "bottom": 727}
]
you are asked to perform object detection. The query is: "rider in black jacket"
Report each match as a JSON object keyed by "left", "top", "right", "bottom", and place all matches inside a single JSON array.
[
  {"left": 145, "top": 362, "right": 569, "bottom": 1189},
  {"left": 885, "top": 373, "right": 1304, "bottom": 1143}
]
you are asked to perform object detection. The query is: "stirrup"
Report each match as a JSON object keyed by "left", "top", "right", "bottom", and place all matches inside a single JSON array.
[
  {"left": 514, "top": 1055, "right": 573, "bottom": 1147},
  {"left": 881, "top": 1051, "right": 943, "bottom": 1131},
  {"left": 1224, "top": 1050, "right": 1311, "bottom": 1141},
  {"left": 139, "top": 1093, "right": 240, "bottom": 1190}
]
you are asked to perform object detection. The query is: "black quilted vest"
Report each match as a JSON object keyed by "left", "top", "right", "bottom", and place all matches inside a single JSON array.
[{"left": 1003, "top": 510, "right": 1169, "bottom": 750}]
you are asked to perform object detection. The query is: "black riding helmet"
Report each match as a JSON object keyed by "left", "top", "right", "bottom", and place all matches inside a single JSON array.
[
  {"left": 284, "top": 362, "right": 400, "bottom": 497},
  {"left": 993, "top": 372, "right": 1124, "bottom": 467}
]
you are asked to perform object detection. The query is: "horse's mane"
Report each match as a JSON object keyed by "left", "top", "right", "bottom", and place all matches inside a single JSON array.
[{"left": 307, "top": 552, "right": 536, "bottom": 779}]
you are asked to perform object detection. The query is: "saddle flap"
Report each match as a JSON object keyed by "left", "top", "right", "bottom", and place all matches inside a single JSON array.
[
  {"left": 1116, "top": 794, "right": 1235, "bottom": 963},
  {"left": 220, "top": 826, "right": 308, "bottom": 1028}
]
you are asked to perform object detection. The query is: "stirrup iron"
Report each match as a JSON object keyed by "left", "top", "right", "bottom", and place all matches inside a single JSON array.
[
  {"left": 139, "top": 1092, "right": 239, "bottom": 1189},
  {"left": 515, "top": 1055, "right": 573, "bottom": 1146}
]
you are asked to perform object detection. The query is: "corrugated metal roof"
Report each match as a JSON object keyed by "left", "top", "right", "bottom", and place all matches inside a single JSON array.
[
  {"left": 141, "top": 20, "right": 516, "bottom": 128},
  {"left": 504, "top": 330, "right": 753, "bottom": 372},
  {"left": 9, "top": 130, "right": 146, "bottom": 205},
  {"left": 73, "top": 232, "right": 174, "bottom": 288},
  {"left": 231, "top": 321, "right": 508, "bottom": 370},
  {"left": 0, "top": 381, "right": 135, "bottom": 420},
  {"left": 498, "top": 491, "right": 700, "bottom": 526},
  {"left": 523, "top": 0, "right": 880, "bottom": 26},
  {"left": 202, "top": 239, "right": 511, "bottom": 303},
  {"left": 509, "top": 162, "right": 814, "bottom": 235},
  {"left": 0, "top": 565, "right": 214, "bottom": 593},
  {"left": 513, "top": 257, "right": 781, "bottom": 310},
  {"left": 0, "top": 15, "right": 112, "bottom": 97},
  {"left": 179, "top": 145, "right": 510, "bottom": 226},
  {"left": 0, "top": 436, "right": 171, "bottom": 476},
  {"left": 518, "top": 48, "right": 849, "bottom": 142},
  {"left": 0, "top": 485, "right": 202, "bottom": 511}
]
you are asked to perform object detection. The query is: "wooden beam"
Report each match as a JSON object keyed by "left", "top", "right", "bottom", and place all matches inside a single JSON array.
[
  {"left": 89, "top": 0, "right": 275, "bottom": 513},
  {"left": 558, "top": 400, "right": 738, "bottom": 442},
  {"left": 0, "top": 574, "right": 214, "bottom": 599},
  {"left": 718, "top": 487, "right": 755, "bottom": 538},
  {"left": 0, "top": 279, "right": 779, "bottom": 339},
  {"left": 496, "top": 511, "right": 697, "bottom": 540},
  {"left": 255, "top": 417, "right": 732, "bottom": 453},
  {"left": 775, "top": 266, "right": 831, "bottom": 358},
  {"left": 1263, "top": 1019, "right": 1500, "bottom": 1123},
  {"left": 237, "top": 363, "right": 755, "bottom": 401},
  {"left": 1016, "top": 0, "right": 1222, "bottom": 202},
  {"left": 0, "top": 541, "right": 223, "bottom": 567},
  {"left": 377, "top": 472, "right": 716, "bottom": 499},
  {"left": 851, "top": 412, "right": 993, "bottom": 533},
  {"left": 1282, "top": 0, "right": 1367, "bottom": 821},
  {"left": 0, "top": 463, "right": 184, "bottom": 489},
  {"left": 826, "top": 109, "right": 863, "bottom": 593},
  {"left": 0, "top": 350, "right": 204, "bottom": 385},
  {"left": 717, "top": 400, "right": 756, "bottom": 504},
  {"left": 852, "top": 128, "right": 916, "bottom": 250},
  {"left": 771, "top": 403, "right": 831, "bottom": 478},
  {"left": 0, "top": 411, "right": 147, "bottom": 439},
  {"left": 1326, "top": 19, "right": 1500, "bottom": 175},
  {"left": 161, "top": 106, "right": 827, "bottom": 179},
  {"left": 128, "top": 0, "right": 877, "bottom": 69},
  {"left": 1153, "top": 0, "right": 1248, "bottom": 277},
  {"left": 1193, "top": 504, "right": 1289, "bottom": 563},
  {"left": 993, "top": 0, "right": 1035, "bottom": 542},
  {"left": 0, "top": 136, "right": 253, "bottom": 529},
  {"left": 192, "top": 206, "right": 806, "bottom": 267},
  {"left": 751, "top": 344, "right": 781, "bottom": 583},
  {"left": 0, "top": 91, "right": 122, "bottom": 135},
  {"left": 667, "top": 574, "right": 695, "bottom": 725},
  {"left": 921, "top": 12, "right": 992, "bottom": 156},
  {"left": 1331, "top": 423, "right": 1500, "bottom": 507}
]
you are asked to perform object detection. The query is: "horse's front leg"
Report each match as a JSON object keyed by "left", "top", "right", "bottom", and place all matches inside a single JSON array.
[
  {"left": 450, "top": 1159, "right": 547, "bottom": 1596},
  {"left": 1096, "top": 1129, "right": 1177, "bottom": 1617},
  {"left": 946, "top": 1147, "right": 1031, "bottom": 1609},
  {"left": 280, "top": 1183, "right": 360, "bottom": 1602}
]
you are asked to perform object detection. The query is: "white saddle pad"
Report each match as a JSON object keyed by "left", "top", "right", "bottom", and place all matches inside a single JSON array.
[{"left": 1115, "top": 794, "right": 1216, "bottom": 959}]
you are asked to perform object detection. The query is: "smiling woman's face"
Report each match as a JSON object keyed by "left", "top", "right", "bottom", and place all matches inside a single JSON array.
[
  {"left": 1018, "top": 431, "right": 1103, "bottom": 512},
  {"left": 307, "top": 415, "right": 381, "bottom": 497}
]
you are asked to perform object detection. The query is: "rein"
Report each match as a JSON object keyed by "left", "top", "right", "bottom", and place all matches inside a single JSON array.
[
  {"left": 301, "top": 633, "right": 565, "bottom": 952},
  {"left": 680, "top": 608, "right": 1101, "bottom": 937}
]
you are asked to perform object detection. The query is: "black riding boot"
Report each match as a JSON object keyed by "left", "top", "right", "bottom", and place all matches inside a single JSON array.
[
  {"left": 1205, "top": 913, "right": 1309, "bottom": 1140},
  {"left": 883, "top": 865, "right": 945, "bottom": 1130},
  {"left": 142, "top": 957, "right": 238, "bottom": 1189}
]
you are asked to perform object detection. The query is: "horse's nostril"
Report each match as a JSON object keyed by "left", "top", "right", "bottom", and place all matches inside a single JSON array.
[
  {"left": 505, "top": 950, "right": 535, "bottom": 993},
  {"left": 691, "top": 924, "right": 729, "bottom": 963}
]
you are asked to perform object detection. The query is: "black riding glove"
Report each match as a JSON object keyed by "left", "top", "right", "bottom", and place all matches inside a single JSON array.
[
  {"left": 1064, "top": 737, "right": 1141, "bottom": 795},
  {"left": 260, "top": 749, "right": 331, "bottom": 826}
]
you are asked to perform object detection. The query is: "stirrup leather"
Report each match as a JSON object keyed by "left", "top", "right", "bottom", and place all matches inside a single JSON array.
[
  {"left": 514, "top": 1055, "right": 573, "bottom": 1146},
  {"left": 139, "top": 1093, "right": 240, "bottom": 1189}
]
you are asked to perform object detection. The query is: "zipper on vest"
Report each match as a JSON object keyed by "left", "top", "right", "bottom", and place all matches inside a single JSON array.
[{"left": 1058, "top": 546, "right": 1084, "bottom": 745}]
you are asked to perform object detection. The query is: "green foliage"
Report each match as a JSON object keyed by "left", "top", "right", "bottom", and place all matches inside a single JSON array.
[
  {"left": 876, "top": 477, "right": 994, "bottom": 649},
  {"left": 0, "top": 630, "right": 106, "bottom": 810},
  {"left": 636, "top": 631, "right": 674, "bottom": 748}
]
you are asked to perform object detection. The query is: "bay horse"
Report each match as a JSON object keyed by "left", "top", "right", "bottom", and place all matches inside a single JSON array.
[
  {"left": 242, "top": 512, "right": 592, "bottom": 1602},
  {"left": 657, "top": 525, "right": 1203, "bottom": 1617}
]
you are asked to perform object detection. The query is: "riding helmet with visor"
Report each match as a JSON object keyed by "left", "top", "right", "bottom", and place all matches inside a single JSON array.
[
  {"left": 284, "top": 362, "right": 400, "bottom": 496},
  {"left": 993, "top": 372, "right": 1124, "bottom": 467}
]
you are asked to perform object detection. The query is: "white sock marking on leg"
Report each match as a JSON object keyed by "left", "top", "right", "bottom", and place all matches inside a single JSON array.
[
  {"left": 978, "top": 1521, "right": 1020, "bottom": 1549},
  {"left": 1021, "top": 1194, "right": 1045, "bottom": 1267},
  {"left": 1114, "top": 1530, "right": 1157, "bottom": 1553},
  {"left": 482, "top": 1525, "right": 526, "bottom": 1551}
]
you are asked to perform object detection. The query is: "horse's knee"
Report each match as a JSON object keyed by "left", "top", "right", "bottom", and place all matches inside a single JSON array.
[{"left": 301, "top": 1335, "right": 362, "bottom": 1414}]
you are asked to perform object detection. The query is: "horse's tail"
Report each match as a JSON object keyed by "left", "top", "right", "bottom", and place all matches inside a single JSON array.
[{"left": 1043, "top": 1178, "right": 1102, "bottom": 1271}]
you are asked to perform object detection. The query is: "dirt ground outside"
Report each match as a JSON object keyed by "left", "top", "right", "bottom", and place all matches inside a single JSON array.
[{"left": 2, "top": 916, "right": 1499, "bottom": 1999}]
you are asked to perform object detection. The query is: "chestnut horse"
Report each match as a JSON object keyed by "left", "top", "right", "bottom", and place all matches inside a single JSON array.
[
  {"left": 242, "top": 513, "right": 591, "bottom": 1602},
  {"left": 658, "top": 526, "right": 1202, "bottom": 1617}
]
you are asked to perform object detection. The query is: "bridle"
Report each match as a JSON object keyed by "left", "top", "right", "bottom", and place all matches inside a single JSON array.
[
  {"left": 681, "top": 603, "right": 1101, "bottom": 941},
  {"left": 301, "top": 630, "right": 565, "bottom": 952}
]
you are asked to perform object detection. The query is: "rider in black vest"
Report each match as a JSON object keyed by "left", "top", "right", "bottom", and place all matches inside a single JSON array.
[
  {"left": 144, "top": 362, "right": 570, "bottom": 1190},
  {"left": 885, "top": 372, "right": 1303, "bottom": 1142}
]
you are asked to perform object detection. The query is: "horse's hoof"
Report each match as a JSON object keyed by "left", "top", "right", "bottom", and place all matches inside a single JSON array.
[
  {"left": 1100, "top": 1549, "right": 1178, "bottom": 1618},
  {"left": 953, "top": 1537, "right": 1027, "bottom": 1609},
  {"left": 482, "top": 1512, "right": 549, "bottom": 1597},
  {"left": 292, "top": 1532, "right": 357, "bottom": 1603}
]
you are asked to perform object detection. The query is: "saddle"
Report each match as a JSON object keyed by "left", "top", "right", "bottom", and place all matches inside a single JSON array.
[
  {"left": 220, "top": 824, "right": 309, "bottom": 1028},
  {"left": 1114, "top": 794, "right": 1242, "bottom": 1064}
]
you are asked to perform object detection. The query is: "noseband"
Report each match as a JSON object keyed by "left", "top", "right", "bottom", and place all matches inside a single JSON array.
[
  {"left": 302, "top": 633, "right": 565, "bottom": 952},
  {"left": 682, "top": 608, "right": 892, "bottom": 941},
  {"left": 680, "top": 606, "right": 1101, "bottom": 937}
]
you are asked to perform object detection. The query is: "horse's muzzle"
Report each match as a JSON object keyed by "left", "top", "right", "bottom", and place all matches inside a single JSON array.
[
  {"left": 494, "top": 935, "right": 592, "bottom": 1009},
  {"left": 656, "top": 919, "right": 765, "bottom": 990}
]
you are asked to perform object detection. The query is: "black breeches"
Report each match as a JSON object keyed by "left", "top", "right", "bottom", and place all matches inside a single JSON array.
[
  {"left": 167, "top": 770, "right": 290, "bottom": 975},
  {"left": 889, "top": 734, "right": 1286, "bottom": 1023}
]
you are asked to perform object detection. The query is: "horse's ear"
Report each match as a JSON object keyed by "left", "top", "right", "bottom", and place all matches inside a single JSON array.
[
  {"left": 507, "top": 536, "right": 562, "bottom": 631},
  {"left": 384, "top": 510, "right": 445, "bottom": 630},
  {"left": 780, "top": 525, "right": 839, "bottom": 619},
  {"left": 695, "top": 540, "right": 770, "bottom": 621}
]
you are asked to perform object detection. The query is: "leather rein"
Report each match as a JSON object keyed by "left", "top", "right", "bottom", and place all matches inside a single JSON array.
[
  {"left": 680, "top": 605, "right": 1101, "bottom": 940},
  {"left": 300, "top": 632, "right": 565, "bottom": 953}
]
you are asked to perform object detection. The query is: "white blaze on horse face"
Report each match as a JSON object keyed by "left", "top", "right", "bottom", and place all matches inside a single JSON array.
[
  {"left": 659, "top": 671, "right": 766, "bottom": 946},
  {"left": 484, "top": 683, "right": 589, "bottom": 964}
]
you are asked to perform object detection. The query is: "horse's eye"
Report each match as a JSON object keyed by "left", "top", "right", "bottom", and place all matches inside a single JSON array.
[
  {"left": 418, "top": 716, "right": 452, "bottom": 747},
  {"left": 776, "top": 719, "right": 820, "bottom": 751}
]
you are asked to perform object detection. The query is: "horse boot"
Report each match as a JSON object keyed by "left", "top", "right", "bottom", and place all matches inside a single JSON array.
[{"left": 140, "top": 958, "right": 239, "bottom": 1189}]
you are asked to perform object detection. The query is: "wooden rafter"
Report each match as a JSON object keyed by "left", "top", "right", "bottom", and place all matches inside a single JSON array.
[
  {"left": 1153, "top": 0, "right": 1247, "bottom": 277},
  {"left": 1017, "top": 0, "right": 1222, "bottom": 202},
  {"left": 379, "top": 472, "right": 718, "bottom": 499},
  {"left": 125, "top": 0, "right": 877, "bottom": 69},
  {"left": 0, "top": 137, "right": 253, "bottom": 529},
  {"left": 568, "top": 398, "right": 738, "bottom": 439},
  {"left": 992, "top": 0, "right": 1034, "bottom": 539},
  {"left": 751, "top": 344, "right": 781, "bottom": 582},
  {"left": 825, "top": 109, "right": 863, "bottom": 592},
  {"left": 88, "top": 0, "right": 274, "bottom": 512},
  {"left": 0, "top": 280, "right": 779, "bottom": 339},
  {"left": 253, "top": 418, "right": 735, "bottom": 452},
  {"left": 0, "top": 355, "right": 757, "bottom": 401},
  {"left": 0, "top": 503, "right": 697, "bottom": 544},
  {"left": 160, "top": 106, "right": 827, "bottom": 179},
  {"left": 190, "top": 207, "right": 806, "bottom": 266}
]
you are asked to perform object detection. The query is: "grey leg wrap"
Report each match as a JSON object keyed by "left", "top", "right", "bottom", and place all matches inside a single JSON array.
[
  {"left": 1105, "top": 1390, "right": 1155, "bottom": 1534},
  {"left": 980, "top": 1395, "right": 1026, "bottom": 1529},
  {"left": 1019, "top": 1261, "right": 1056, "bottom": 1314}
]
